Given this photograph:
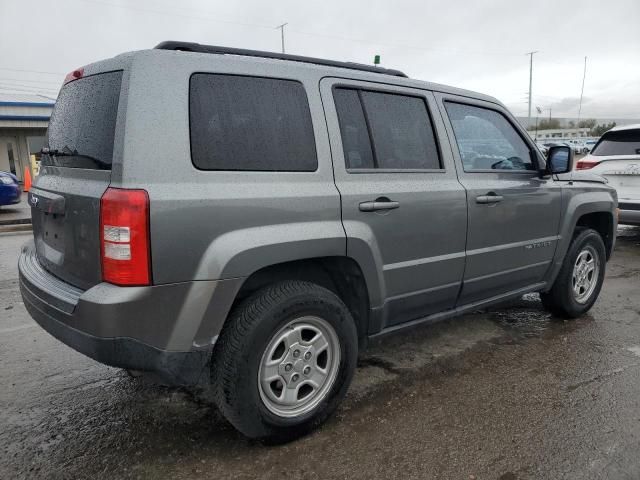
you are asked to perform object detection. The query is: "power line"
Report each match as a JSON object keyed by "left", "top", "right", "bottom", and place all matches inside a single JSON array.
[
  {"left": 0, "top": 77, "right": 62, "bottom": 87},
  {"left": 0, "top": 67, "right": 65, "bottom": 76},
  {"left": 289, "top": 28, "right": 522, "bottom": 57},
  {"left": 0, "top": 89, "right": 57, "bottom": 97},
  {"left": 78, "top": 0, "right": 275, "bottom": 30},
  {"left": 0, "top": 83, "right": 59, "bottom": 95},
  {"left": 577, "top": 56, "right": 587, "bottom": 124},
  {"left": 0, "top": 80, "right": 59, "bottom": 91},
  {"left": 74, "top": 0, "right": 536, "bottom": 59}
]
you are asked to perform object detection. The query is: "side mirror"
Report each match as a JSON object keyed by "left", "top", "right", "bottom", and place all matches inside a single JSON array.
[{"left": 546, "top": 145, "right": 573, "bottom": 174}]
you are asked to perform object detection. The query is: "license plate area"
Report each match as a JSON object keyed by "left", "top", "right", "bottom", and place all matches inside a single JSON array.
[{"left": 41, "top": 212, "right": 66, "bottom": 253}]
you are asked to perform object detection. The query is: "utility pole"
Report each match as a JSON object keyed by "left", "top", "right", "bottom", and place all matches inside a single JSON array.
[
  {"left": 526, "top": 51, "right": 538, "bottom": 129},
  {"left": 577, "top": 56, "right": 587, "bottom": 126},
  {"left": 276, "top": 23, "right": 288, "bottom": 54},
  {"left": 535, "top": 106, "right": 542, "bottom": 139}
]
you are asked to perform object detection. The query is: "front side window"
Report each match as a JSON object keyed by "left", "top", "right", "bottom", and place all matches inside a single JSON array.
[
  {"left": 190, "top": 74, "right": 317, "bottom": 171},
  {"left": 333, "top": 88, "right": 442, "bottom": 170},
  {"left": 445, "top": 102, "right": 535, "bottom": 172}
]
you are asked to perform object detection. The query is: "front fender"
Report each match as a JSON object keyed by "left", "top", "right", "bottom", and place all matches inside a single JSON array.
[{"left": 545, "top": 188, "right": 617, "bottom": 287}]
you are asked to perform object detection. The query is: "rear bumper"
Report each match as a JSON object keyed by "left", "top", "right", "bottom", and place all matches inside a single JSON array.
[
  {"left": 21, "top": 293, "right": 210, "bottom": 385},
  {"left": 19, "top": 240, "right": 243, "bottom": 385},
  {"left": 618, "top": 202, "right": 640, "bottom": 226},
  {"left": 0, "top": 185, "right": 21, "bottom": 205}
]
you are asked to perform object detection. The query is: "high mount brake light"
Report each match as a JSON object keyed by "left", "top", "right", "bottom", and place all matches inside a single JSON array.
[
  {"left": 100, "top": 188, "right": 151, "bottom": 286},
  {"left": 63, "top": 68, "right": 84, "bottom": 84}
]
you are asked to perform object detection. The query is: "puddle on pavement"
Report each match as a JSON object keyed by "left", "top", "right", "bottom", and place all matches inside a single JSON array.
[
  {"left": 616, "top": 227, "right": 640, "bottom": 251},
  {"left": 617, "top": 226, "right": 640, "bottom": 240},
  {"left": 627, "top": 345, "right": 640, "bottom": 357},
  {"left": 482, "top": 294, "right": 551, "bottom": 337},
  {"left": 349, "top": 290, "right": 598, "bottom": 400},
  {"left": 481, "top": 293, "right": 590, "bottom": 343}
]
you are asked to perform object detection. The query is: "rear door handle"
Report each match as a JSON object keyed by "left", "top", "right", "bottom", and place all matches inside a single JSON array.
[
  {"left": 476, "top": 194, "right": 503, "bottom": 204},
  {"left": 359, "top": 200, "right": 400, "bottom": 212}
]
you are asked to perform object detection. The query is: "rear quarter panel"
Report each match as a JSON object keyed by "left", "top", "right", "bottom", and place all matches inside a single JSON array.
[
  {"left": 116, "top": 51, "right": 344, "bottom": 284},
  {"left": 592, "top": 158, "right": 640, "bottom": 202}
]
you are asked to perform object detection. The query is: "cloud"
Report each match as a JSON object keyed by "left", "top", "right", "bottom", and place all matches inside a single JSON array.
[{"left": 1, "top": 0, "right": 639, "bottom": 119}]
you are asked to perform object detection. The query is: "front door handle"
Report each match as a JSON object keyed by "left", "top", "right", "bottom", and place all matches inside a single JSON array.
[
  {"left": 476, "top": 194, "right": 503, "bottom": 204},
  {"left": 359, "top": 200, "right": 400, "bottom": 212}
]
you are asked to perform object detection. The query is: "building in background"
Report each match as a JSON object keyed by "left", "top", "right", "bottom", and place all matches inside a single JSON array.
[
  {"left": 0, "top": 93, "right": 54, "bottom": 182},
  {"left": 529, "top": 127, "right": 591, "bottom": 140}
]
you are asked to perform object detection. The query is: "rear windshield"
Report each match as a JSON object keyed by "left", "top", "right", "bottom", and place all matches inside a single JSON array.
[
  {"left": 591, "top": 129, "right": 640, "bottom": 156},
  {"left": 43, "top": 71, "right": 123, "bottom": 170}
]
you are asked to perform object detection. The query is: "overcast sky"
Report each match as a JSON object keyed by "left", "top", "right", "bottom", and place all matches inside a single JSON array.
[{"left": 1, "top": 0, "right": 639, "bottom": 119}]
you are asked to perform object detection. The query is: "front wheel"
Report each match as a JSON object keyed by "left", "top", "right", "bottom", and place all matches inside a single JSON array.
[
  {"left": 210, "top": 281, "right": 358, "bottom": 442},
  {"left": 541, "top": 228, "right": 606, "bottom": 318}
]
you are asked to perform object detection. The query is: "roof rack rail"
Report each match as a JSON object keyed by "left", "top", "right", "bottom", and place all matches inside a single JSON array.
[{"left": 154, "top": 41, "right": 408, "bottom": 78}]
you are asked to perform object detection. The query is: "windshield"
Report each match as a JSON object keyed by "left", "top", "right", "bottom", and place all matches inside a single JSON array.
[
  {"left": 591, "top": 129, "right": 640, "bottom": 156},
  {"left": 44, "top": 71, "right": 123, "bottom": 169}
]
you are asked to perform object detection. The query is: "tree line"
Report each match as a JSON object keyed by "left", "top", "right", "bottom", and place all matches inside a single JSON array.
[{"left": 527, "top": 118, "right": 616, "bottom": 137}]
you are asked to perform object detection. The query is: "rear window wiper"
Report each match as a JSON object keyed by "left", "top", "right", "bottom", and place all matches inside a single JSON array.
[{"left": 41, "top": 146, "right": 111, "bottom": 169}]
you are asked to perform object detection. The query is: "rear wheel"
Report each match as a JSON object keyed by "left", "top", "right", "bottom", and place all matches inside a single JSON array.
[
  {"left": 541, "top": 228, "right": 606, "bottom": 318},
  {"left": 211, "top": 281, "right": 358, "bottom": 442}
]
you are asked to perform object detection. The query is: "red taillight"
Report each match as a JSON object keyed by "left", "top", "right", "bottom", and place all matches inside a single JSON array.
[
  {"left": 100, "top": 188, "right": 151, "bottom": 286},
  {"left": 575, "top": 158, "right": 601, "bottom": 170},
  {"left": 63, "top": 67, "right": 84, "bottom": 84}
]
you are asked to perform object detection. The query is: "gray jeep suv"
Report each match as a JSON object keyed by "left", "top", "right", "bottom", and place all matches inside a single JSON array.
[{"left": 19, "top": 41, "right": 618, "bottom": 441}]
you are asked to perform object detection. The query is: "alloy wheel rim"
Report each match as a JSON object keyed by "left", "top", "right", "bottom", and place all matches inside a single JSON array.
[
  {"left": 258, "top": 316, "right": 341, "bottom": 418},
  {"left": 572, "top": 246, "right": 599, "bottom": 304}
]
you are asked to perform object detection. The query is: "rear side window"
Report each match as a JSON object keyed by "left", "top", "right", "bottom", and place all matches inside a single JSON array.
[
  {"left": 333, "top": 87, "right": 442, "bottom": 170},
  {"left": 44, "top": 71, "right": 123, "bottom": 170},
  {"left": 591, "top": 129, "right": 640, "bottom": 156},
  {"left": 361, "top": 91, "right": 441, "bottom": 170},
  {"left": 333, "top": 89, "right": 375, "bottom": 169},
  {"left": 190, "top": 74, "right": 317, "bottom": 171}
]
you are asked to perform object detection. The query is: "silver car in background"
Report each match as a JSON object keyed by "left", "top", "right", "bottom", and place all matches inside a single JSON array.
[
  {"left": 577, "top": 124, "right": 640, "bottom": 225},
  {"left": 568, "top": 140, "right": 590, "bottom": 154}
]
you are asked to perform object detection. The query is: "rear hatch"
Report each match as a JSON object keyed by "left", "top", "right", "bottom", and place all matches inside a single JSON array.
[
  {"left": 30, "top": 70, "right": 123, "bottom": 290},
  {"left": 589, "top": 128, "right": 640, "bottom": 204}
]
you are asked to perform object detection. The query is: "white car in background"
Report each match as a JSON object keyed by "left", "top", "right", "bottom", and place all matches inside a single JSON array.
[
  {"left": 568, "top": 140, "right": 590, "bottom": 154},
  {"left": 535, "top": 142, "right": 549, "bottom": 155},
  {"left": 585, "top": 139, "right": 598, "bottom": 152},
  {"left": 576, "top": 124, "right": 640, "bottom": 225}
]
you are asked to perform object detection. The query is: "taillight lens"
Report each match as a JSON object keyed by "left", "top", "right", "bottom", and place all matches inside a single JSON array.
[
  {"left": 575, "top": 158, "right": 601, "bottom": 170},
  {"left": 100, "top": 188, "right": 151, "bottom": 286}
]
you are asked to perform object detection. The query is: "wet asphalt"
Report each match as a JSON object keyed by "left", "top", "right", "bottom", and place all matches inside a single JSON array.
[{"left": 1, "top": 229, "right": 640, "bottom": 480}]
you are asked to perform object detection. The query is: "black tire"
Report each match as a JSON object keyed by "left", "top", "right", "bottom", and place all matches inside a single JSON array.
[
  {"left": 540, "top": 228, "right": 606, "bottom": 318},
  {"left": 210, "top": 280, "right": 358, "bottom": 442}
]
